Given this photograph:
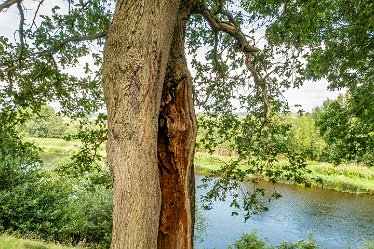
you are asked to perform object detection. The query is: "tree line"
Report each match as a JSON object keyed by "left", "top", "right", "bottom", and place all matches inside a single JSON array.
[{"left": 20, "top": 97, "right": 373, "bottom": 167}]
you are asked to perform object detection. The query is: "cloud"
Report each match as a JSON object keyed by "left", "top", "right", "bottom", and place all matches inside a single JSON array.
[{"left": 283, "top": 79, "right": 345, "bottom": 112}]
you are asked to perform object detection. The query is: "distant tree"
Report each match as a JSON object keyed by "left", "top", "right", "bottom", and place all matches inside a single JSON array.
[
  {"left": 286, "top": 115, "right": 327, "bottom": 161},
  {"left": 19, "top": 105, "right": 66, "bottom": 138},
  {"left": 314, "top": 91, "right": 374, "bottom": 166}
]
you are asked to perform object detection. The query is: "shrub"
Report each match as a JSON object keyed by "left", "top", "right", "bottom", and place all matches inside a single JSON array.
[
  {"left": 228, "top": 232, "right": 319, "bottom": 249},
  {"left": 0, "top": 163, "right": 112, "bottom": 248}
]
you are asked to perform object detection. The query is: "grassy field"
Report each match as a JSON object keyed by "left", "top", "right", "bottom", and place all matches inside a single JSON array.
[
  {"left": 194, "top": 152, "right": 374, "bottom": 194},
  {"left": 26, "top": 137, "right": 374, "bottom": 194},
  {"left": 0, "top": 234, "right": 77, "bottom": 249}
]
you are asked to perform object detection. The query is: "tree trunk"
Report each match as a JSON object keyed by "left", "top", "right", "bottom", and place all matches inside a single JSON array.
[
  {"left": 157, "top": 2, "right": 197, "bottom": 248},
  {"left": 102, "top": 0, "right": 181, "bottom": 248},
  {"left": 102, "top": 0, "right": 196, "bottom": 248}
]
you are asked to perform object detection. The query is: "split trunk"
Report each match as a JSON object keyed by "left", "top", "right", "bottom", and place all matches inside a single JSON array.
[{"left": 102, "top": 0, "right": 196, "bottom": 248}]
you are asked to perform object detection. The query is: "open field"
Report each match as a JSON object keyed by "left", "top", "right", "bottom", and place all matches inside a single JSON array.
[{"left": 25, "top": 137, "right": 374, "bottom": 194}]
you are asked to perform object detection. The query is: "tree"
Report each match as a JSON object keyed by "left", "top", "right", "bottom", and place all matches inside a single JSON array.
[
  {"left": 314, "top": 92, "right": 374, "bottom": 166},
  {"left": 0, "top": 0, "right": 372, "bottom": 248},
  {"left": 18, "top": 104, "right": 67, "bottom": 138}
]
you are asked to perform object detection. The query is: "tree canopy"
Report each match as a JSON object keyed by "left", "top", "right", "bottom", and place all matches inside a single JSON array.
[{"left": 1, "top": 0, "right": 372, "bottom": 156}]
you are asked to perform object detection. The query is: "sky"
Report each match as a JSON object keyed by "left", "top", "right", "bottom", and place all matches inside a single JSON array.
[
  {"left": 283, "top": 80, "right": 344, "bottom": 113},
  {"left": 0, "top": 0, "right": 345, "bottom": 113}
]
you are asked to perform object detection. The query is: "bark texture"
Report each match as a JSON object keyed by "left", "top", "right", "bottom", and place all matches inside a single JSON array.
[
  {"left": 102, "top": 0, "right": 181, "bottom": 248},
  {"left": 157, "top": 2, "right": 197, "bottom": 248}
]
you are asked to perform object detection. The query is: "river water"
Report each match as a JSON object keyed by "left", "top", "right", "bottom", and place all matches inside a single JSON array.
[{"left": 195, "top": 175, "right": 374, "bottom": 249}]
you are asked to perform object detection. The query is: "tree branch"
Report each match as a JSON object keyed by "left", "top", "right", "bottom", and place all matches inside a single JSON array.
[
  {"left": 5, "top": 31, "right": 107, "bottom": 80},
  {"left": 46, "top": 31, "right": 108, "bottom": 54},
  {"left": 31, "top": 0, "right": 45, "bottom": 29},
  {"left": 16, "top": 0, "right": 25, "bottom": 68},
  {"left": 194, "top": 4, "right": 260, "bottom": 53},
  {"left": 194, "top": 4, "right": 270, "bottom": 122},
  {"left": 0, "top": 0, "right": 17, "bottom": 11}
]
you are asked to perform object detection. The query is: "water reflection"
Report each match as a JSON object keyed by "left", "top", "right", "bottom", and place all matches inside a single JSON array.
[{"left": 195, "top": 175, "right": 374, "bottom": 249}]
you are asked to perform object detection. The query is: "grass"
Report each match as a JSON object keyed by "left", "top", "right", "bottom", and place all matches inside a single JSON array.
[
  {"left": 24, "top": 137, "right": 105, "bottom": 163},
  {"left": 194, "top": 153, "right": 374, "bottom": 194},
  {"left": 25, "top": 137, "right": 374, "bottom": 194},
  {"left": 25, "top": 137, "right": 80, "bottom": 158},
  {"left": 0, "top": 234, "right": 77, "bottom": 249}
]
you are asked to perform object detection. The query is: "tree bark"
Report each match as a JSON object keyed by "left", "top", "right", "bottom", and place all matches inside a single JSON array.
[
  {"left": 102, "top": 0, "right": 182, "bottom": 248},
  {"left": 157, "top": 2, "right": 197, "bottom": 248}
]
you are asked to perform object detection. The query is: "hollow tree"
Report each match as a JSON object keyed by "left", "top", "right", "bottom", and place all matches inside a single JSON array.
[{"left": 0, "top": 0, "right": 372, "bottom": 248}]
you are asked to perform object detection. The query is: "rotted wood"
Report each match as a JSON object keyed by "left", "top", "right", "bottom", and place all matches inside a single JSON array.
[{"left": 157, "top": 2, "right": 197, "bottom": 248}]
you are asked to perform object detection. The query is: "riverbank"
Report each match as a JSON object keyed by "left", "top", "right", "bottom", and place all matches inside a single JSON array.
[
  {"left": 0, "top": 234, "right": 77, "bottom": 249},
  {"left": 24, "top": 137, "right": 374, "bottom": 194},
  {"left": 194, "top": 152, "right": 374, "bottom": 194}
]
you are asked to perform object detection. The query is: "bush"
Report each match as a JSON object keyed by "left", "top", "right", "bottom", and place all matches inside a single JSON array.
[
  {"left": 0, "top": 163, "right": 112, "bottom": 248},
  {"left": 61, "top": 184, "right": 112, "bottom": 247},
  {"left": 0, "top": 173, "right": 73, "bottom": 238},
  {"left": 228, "top": 232, "right": 319, "bottom": 249},
  {"left": 228, "top": 232, "right": 266, "bottom": 249},
  {"left": 0, "top": 128, "right": 42, "bottom": 190}
]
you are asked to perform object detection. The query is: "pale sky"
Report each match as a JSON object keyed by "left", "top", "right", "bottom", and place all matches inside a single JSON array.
[
  {"left": 283, "top": 80, "right": 344, "bottom": 113},
  {"left": 0, "top": 1, "right": 344, "bottom": 113}
]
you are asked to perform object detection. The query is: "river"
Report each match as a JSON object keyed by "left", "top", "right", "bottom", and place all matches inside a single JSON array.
[{"left": 195, "top": 175, "right": 374, "bottom": 249}]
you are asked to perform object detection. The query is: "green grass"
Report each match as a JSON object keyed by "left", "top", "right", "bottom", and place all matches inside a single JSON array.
[
  {"left": 0, "top": 234, "right": 77, "bottom": 249},
  {"left": 194, "top": 153, "right": 374, "bottom": 194},
  {"left": 194, "top": 152, "right": 233, "bottom": 173},
  {"left": 24, "top": 137, "right": 374, "bottom": 194},
  {"left": 24, "top": 137, "right": 106, "bottom": 163},
  {"left": 25, "top": 137, "right": 81, "bottom": 155}
]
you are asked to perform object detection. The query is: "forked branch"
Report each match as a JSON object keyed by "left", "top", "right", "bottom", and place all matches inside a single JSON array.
[{"left": 194, "top": 4, "right": 270, "bottom": 122}]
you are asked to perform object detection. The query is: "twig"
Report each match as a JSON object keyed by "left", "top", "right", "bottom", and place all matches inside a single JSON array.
[{"left": 31, "top": 0, "right": 45, "bottom": 29}]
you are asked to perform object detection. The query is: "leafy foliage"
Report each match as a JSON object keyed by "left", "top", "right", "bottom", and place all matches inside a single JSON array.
[
  {"left": 228, "top": 231, "right": 319, "bottom": 249},
  {"left": 0, "top": 162, "right": 112, "bottom": 248},
  {"left": 314, "top": 92, "right": 374, "bottom": 166},
  {"left": 228, "top": 232, "right": 266, "bottom": 249},
  {"left": 18, "top": 105, "right": 67, "bottom": 138},
  {"left": 285, "top": 114, "right": 327, "bottom": 161},
  {"left": 0, "top": 0, "right": 373, "bottom": 244}
]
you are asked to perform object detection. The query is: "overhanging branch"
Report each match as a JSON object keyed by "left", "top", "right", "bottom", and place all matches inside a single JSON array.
[
  {"left": 193, "top": 4, "right": 270, "bottom": 122},
  {"left": 5, "top": 31, "right": 107, "bottom": 80},
  {"left": 50, "top": 31, "right": 107, "bottom": 53},
  {"left": 0, "top": 0, "right": 17, "bottom": 11}
]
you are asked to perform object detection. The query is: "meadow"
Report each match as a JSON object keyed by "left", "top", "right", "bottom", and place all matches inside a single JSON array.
[{"left": 27, "top": 137, "right": 374, "bottom": 194}]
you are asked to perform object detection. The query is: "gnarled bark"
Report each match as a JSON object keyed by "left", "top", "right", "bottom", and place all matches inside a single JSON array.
[
  {"left": 102, "top": 0, "right": 197, "bottom": 248},
  {"left": 102, "top": 0, "right": 182, "bottom": 248}
]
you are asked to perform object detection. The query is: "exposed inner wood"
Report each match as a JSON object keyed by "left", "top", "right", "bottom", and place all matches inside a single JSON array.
[{"left": 157, "top": 2, "right": 197, "bottom": 248}]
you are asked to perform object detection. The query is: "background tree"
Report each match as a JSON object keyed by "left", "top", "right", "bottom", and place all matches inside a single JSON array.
[
  {"left": 0, "top": 0, "right": 372, "bottom": 248},
  {"left": 18, "top": 105, "right": 67, "bottom": 138},
  {"left": 314, "top": 91, "right": 374, "bottom": 166}
]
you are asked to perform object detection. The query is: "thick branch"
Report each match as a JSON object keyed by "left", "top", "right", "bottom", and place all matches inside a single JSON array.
[
  {"left": 0, "top": 0, "right": 17, "bottom": 11},
  {"left": 194, "top": 4, "right": 270, "bottom": 122},
  {"left": 194, "top": 5, "right": 260, "bottom": 53}
]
